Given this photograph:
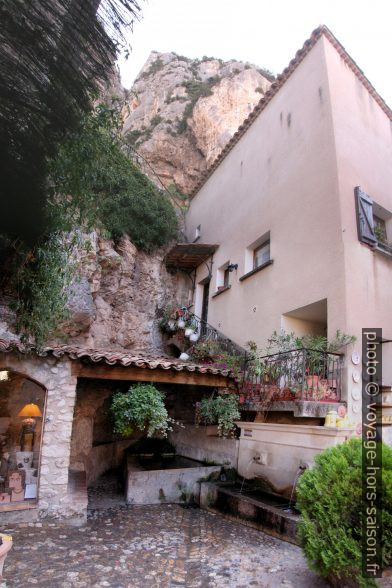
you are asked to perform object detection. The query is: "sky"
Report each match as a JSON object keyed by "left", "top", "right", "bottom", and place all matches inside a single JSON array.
[{"left": 117, "top": 0, "right": 392, "bottom": 107}]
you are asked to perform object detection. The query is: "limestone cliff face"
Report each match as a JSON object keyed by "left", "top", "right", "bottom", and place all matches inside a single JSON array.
[
  {"left": 122, "top": 52, "right": 273, "bottom": 194},
  {"left": 62, "top": 233, "right": 187, "bottom": 353},
  {"left": 0, "top": 53, "right": 274, "bottom": 353},
  {"left": 0, "top": 235, "right": 186, "bottom": 354}
]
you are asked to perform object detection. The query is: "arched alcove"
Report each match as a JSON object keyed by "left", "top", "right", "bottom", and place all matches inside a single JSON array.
[{"left": 0, "top": 368, "right": 46, "bottom": 510}]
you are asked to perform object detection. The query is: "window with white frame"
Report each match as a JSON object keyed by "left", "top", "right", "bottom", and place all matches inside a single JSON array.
[
  {"left": 243, "top": 231, "right": 271, "bottom": 275},
  {"left": 253, "top": 240, "right": 270, "bottom": 269},
  {"left": 216, "top": 261, "right": 231, "bottom": 291}
]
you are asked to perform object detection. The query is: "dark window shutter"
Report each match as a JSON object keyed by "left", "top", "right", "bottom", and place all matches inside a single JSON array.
[{"left": 354, "top": 187, "right": 377, "bottom": 246}]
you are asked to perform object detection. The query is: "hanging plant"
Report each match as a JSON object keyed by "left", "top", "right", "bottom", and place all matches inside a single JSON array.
[
  {"left": 198, "top": 393, "right": 240, "bottom": 438},
  {"left": 111, "top": 384, "right": 175, "bottom": 438}
]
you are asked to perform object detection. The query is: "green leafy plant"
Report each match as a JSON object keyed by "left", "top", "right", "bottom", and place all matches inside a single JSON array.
[
  {"left": 198, "top": 393, "right": 240, "bottom": 438},
  {"left": 111, "top": 384, "right": 175, "bottom": 438},
  {"left": 296, "top": 438, "right": 392, "bottom": 587},
  {"left": 7, "top": 105, "right": 178, "bottom": 345},
  {"left": 49, "top": 104, "right": 178, "bottom": 251},
  {"left": 374, "top": 223, "right": 387, "bottom": 243},
  {"left": 10, "top": 234, "right": 78, "bottom": 346},
  {"left": 189, "top": 340, "right": 223, "bottom": 362},
  {"left": 261, "top": 330, "right": 356, "bottom": 355}
]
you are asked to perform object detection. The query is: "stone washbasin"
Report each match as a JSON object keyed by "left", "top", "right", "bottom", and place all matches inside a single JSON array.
[{"left": 125, "top": 453, "right": 221, "bottom": 505}]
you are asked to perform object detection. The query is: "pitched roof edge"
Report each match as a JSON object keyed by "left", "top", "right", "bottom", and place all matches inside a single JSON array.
[
  {"left": 0, "top": 339, "right": 233, "bottom": 378},
  {"left": 189, "top": 25, "right": 392, "bottom": 200}
]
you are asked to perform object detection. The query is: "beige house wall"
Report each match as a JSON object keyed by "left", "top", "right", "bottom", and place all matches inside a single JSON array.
[
  {"left": 324, "top": 37, "right": 392, "bottom": 388},
  {"left": 186, "top": 35, "right": 392, "bottom": 417},
  {"left": 187, "top": 37, "right": 346, "bottom": 351}
]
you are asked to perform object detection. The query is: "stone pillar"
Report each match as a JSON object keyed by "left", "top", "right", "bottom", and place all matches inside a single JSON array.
[{"left": 0, "top": 353, "right": 77, "bottom": 519}]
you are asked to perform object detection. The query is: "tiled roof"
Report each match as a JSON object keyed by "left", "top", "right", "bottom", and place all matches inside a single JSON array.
[
  {"left": 0, "top": 339, "right": 232, "bottom": 377},
  {"left": 189, "top": 25, "right": 392, "bottom": 199}
]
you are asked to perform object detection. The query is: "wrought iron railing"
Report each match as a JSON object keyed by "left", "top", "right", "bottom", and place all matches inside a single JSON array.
[
  {"left": 177, "top": 311, "right": 344, "bottom": 405},
  {"left": 241, "top": 348, "right": 343, "bottom": 404},
  {"left": 189, "top": 313, "right": 246, "bottom": 358}
]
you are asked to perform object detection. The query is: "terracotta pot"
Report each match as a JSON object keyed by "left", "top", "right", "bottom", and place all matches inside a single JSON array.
[{"left": 306, "top": 375, "right": 319, "bottom": 388}]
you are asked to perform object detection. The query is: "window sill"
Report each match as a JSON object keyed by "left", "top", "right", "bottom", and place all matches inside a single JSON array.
[
  {"left": 239, "top": 259, "right": 273, "bottom": 281},
  {"left": 375, "top": 243, "right": 392, "bottom": 258},
  {"left": 0, "top": 502, "right": 37, "bottom": 512},
  {"left": 212, "top": 285, "right": 231, "bottom": 298}
]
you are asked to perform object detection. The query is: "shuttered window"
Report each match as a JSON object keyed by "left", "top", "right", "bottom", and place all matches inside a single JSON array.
[{"left": 354, "top": 187, "right": 377, "bottom": 246}]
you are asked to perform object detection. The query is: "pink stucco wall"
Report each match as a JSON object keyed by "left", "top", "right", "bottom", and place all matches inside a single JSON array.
[{"left": 185, "top": 34, "right": 392, "bottom": 418}]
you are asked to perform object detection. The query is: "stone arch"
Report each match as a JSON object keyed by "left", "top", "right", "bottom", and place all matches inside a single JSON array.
[
  {"left": 0, "top": 352, "right": 78, "bottom": 519},
  {"left": 0, "top": 367, "right": 47, "bottom": 510}
]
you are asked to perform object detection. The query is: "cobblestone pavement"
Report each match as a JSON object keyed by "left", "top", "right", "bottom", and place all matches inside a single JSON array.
[
  {"left": 2, "top": 471, "right": 391, "bottom": 588},
  {"left": 2, "top": 502, "right": 329, "bottom": 588}
]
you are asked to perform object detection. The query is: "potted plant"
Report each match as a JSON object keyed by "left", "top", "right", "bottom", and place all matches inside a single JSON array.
[
  {"left": 189, "top": 340, "right": 222, "bottom": 363},
  {"left": 110, "top": 383, "right": 177, "bottom": 438},
  {"left": 198, "top": 393, "right": 240, "bottom": 438}
]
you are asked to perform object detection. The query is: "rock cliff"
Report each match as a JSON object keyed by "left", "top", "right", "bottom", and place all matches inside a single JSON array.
[
  {"left": 1, "top": 52, "right": 274, "bottom": 353},
  {"left": 122, "top": 51, "right": 273, "bottom": 194}
]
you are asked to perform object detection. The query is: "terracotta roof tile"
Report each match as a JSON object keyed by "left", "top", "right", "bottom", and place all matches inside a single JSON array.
[
  {"left": 189, "top": 25, "right": 392, "bottom": 199},
  {"left": 0, "top": 339, "right": 233, "bottom": 378}
]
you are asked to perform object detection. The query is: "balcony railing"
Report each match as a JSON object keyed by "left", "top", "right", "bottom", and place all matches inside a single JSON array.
[
  {"left": 240, "top": 348, "right": 344, "bottom": 405},
  {"left": 190, "top": 314, "right": 246, "bottom": 358},
  {"left": 177, "top": 312, "right": 344, "bottom": 406}
]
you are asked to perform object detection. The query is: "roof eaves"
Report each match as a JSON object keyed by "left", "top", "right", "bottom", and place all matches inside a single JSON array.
[{"left": 0, "top": 339, "right": 233, "bottom": 378}]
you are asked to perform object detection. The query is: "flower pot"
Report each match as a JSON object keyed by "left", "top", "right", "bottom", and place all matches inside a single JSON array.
[
  {"left": 184, "top": 328, "right": 193, "bottom": 337},
  {"left": 189, "top": 332, "right": 199, "bottom": 342},
  {"left": 306, "top": 375, "right": 319, "bottom": 389},
  {"left": 177, "top": 319, "right": 186, "bottom": 329},
  {"left": 179, "top": 352, "right": 189, "bottom": 361}
]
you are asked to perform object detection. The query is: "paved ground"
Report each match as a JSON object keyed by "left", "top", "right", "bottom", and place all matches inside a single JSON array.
[
  {"left": 2, "top": 503, "right": 328, "bottom": 588},
  {"left": 1, "top": 472, "right": 390, "bottom": 587}
]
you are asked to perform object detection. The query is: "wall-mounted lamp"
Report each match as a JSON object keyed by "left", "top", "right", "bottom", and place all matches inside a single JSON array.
[{"left": 227, "top": 263, "right": 238, "bottom": 272}]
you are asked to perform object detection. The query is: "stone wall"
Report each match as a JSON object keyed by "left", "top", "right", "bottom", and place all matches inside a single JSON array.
[
  {"left": 70, "top": 379, "right": 138, "bottom": 484},
  {"left": 169, "top": 425, "right": 239, "bottom": 468},
  {"left": 0, "top": 353, "right": 78, "bottom": 521}
]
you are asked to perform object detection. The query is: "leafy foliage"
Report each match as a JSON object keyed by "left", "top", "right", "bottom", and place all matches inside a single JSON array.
[
  {"left": 5, "top": 105, "right": 177, "bottom": 344},
  {"left": 111, "top": 384, "right": 175, "bottom": 438},
  {"left": 296, "top": 438, "right": 392, "bottom": 587},
  {"left": 10, "top": 236, "right": 76, "bottom": 346},
  {"left": 198, "top": 393, "right": 240, "bottom": 438},
  {"left": 49, "top": 105, "right": 178, "bottom": 250},
  {"left": 0, "top": 0, "right": 141, "bottom": 245},
  {"left": 261, "top": 329, "right": 356, "bottom": 355}
]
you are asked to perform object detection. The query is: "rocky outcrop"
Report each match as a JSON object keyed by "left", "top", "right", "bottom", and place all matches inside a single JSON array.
[
  {"left": 60, "top": 233, "right": 187, "bottom": 353},
  {"left": 122, "top": 52, "right": 273, "bottom": 194},
  {"left": 0, "top": 52, "right": 274, "bottom": 353}
]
